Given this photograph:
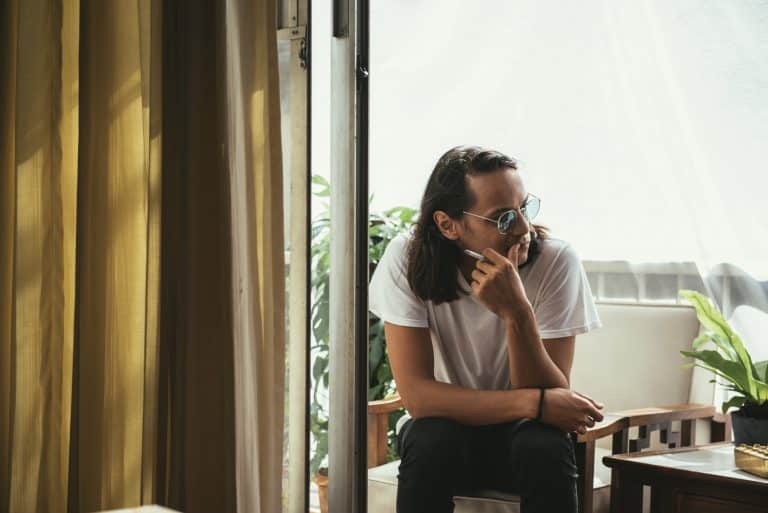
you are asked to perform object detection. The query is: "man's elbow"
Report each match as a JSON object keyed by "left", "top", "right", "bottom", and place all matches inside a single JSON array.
[
  {"left": 399, "top": 384, "right": 429, "bottom": 419},
  {"left": 400, "top": 393, "right": 422, "bottom": 419}
]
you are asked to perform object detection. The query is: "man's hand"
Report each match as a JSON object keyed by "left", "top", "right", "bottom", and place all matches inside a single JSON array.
[
  {"left": 540, "top": 388, "right": 605, "bottom": 435},
  {"left": 470, "top": 244, "right": 530, "bottom": 320}
]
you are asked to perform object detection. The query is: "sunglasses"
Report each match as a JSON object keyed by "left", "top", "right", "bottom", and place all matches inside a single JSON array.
[{"left": 462, "top": 194, "right": 541, "bottom": 234}]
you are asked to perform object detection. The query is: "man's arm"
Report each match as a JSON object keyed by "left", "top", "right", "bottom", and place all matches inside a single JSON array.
[
  {"left": 385, "top": 322, "right": 539, "bottom": 426},
  {"left": 503, "top": 306, "right": 572, "bottom": 389},
  {"left": 543, "top": 336, "right": 575, "bottom": 385},
  {"left": 386, "top": 322, "right": 603, "bottom": 431}
]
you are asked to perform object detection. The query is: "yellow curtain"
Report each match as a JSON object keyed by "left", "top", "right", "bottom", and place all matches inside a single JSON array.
[
  {"left": 0, "top": 0, "right": 285, "bottom": 512},
  {"left": 1, "top": 1, "right": 83, "bottom": 510}
]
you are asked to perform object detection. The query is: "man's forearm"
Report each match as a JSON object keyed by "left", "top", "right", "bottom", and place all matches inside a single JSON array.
[
  {"left": 505, "top": 305, "right": 569, "bottom": 389},
  {"left": 405, "top": 379, "right": 539, "bottom": 426}
]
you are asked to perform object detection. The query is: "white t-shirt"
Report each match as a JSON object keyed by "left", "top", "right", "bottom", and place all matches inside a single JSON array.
[{"left": 369, "top": 232, "right": 602, "bottom": 393}]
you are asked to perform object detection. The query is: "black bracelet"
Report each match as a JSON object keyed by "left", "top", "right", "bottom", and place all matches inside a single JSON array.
[{"left": 535, "top": 387, "right": 546, "bottom": 421}]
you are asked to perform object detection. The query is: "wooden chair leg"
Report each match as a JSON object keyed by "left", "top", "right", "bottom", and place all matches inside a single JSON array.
[
  {"left": 612, "top": 429, "right": 629, "bottom": 454},
  {"left": 575, "top": 439, "right": 595, "bottom": 513},
  {"left": 650, "top": 485, "right": 674, "bottom": 513},
  {"left": 366, "top": 413, "right": 389, "bottom": 468},
  {"left": 710, "top": 416, "right": 732, "bottom": 443},
  {"left": 681, "top": 419, "right": 695, "bottom": 447},
  {"left": 610, "top": 468, "right": 642, "bottom": 513}
]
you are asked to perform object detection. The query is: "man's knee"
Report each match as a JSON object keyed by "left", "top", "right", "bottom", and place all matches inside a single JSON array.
[
  {"left": 511, "top": 422, "right": 578, "bottom": 480},
  {"left": 399, "top": 417, "right": 468, "bottom": 465}
]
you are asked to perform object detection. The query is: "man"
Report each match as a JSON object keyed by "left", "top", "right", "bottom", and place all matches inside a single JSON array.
[{"left": 369, "top": 146, "right": 605, "bottom": 513}]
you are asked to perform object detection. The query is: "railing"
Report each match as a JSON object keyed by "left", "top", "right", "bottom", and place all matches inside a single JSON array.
[{"left": 583, "top": 260, "right": 708, "bottom": 305}]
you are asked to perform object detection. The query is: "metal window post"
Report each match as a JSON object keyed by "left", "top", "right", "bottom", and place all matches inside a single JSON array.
[
  {"left": 330, "top": 0, "right": 369, "bottom": 511},
  {"left": 278, "top": 0, "right": 310, "bottom": 512}
]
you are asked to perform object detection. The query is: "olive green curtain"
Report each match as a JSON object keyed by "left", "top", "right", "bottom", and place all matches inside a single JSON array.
[{"left": 0, "top": 1, "right": 285, "bottom": 512}]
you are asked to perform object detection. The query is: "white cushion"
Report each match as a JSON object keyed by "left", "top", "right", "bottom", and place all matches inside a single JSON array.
[{"left": 571, "top": 303, "right": 699, "bottom": 413}]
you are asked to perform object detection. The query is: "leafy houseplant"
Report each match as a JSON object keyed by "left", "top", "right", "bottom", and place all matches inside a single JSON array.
[
  {"left": 310, "top": 175, "right": 414, "bottom": 487},
  {"left": 679, "top": 289, "right": 768, "bottom": 444}
]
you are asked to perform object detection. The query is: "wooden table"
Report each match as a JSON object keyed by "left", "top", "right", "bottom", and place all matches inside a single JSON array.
[{"left": 603, "top": 443, "right": 768, "bottom": 513}]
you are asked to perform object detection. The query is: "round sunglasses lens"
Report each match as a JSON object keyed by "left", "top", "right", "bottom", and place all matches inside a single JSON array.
[
  {"left": 498, "top": 211, "right": 517, "bottom": 233},
  {"left": 524, "top": 197, "right": 540, "bottom": 220}
]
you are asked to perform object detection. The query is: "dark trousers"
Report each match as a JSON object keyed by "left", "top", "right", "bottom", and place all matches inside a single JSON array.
[{"left": 396, "top": 417, "right": 579, "bottom": 513}]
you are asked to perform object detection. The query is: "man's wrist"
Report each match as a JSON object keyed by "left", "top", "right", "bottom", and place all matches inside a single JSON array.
[{"left": 511, "top": 388, "right": 540, "bottom": 419}]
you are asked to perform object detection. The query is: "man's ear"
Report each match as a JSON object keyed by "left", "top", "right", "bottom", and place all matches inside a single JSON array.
[{"left": 433, "top": 210, "right": 461, "bottom": 241}]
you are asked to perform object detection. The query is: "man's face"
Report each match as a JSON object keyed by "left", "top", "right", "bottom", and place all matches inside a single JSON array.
[{"left": 460, "top": 168, "right": 533, "bottom": 267}]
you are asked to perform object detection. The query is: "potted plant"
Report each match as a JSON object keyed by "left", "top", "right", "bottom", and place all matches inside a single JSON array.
[
  {"left": 310, "top": 175, "right": 413, "bottom": 510},
  {"left": 679, "top": 289, "right": 768, "bottom": 444}
]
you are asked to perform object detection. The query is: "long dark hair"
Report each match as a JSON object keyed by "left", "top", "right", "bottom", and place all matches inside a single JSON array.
[{"left": 406, "top": 146, "right": 550, "bottom": 304}]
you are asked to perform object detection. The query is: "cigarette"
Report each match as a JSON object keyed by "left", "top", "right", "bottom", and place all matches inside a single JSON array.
[{"left": 463, "top": 249, "right": 486, "bottom": 262}]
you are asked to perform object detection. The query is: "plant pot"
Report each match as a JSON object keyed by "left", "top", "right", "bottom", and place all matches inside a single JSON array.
[
  {"left": 313, "top": 470, "right": 328, "bottom": 513},
  {"left": 732, "top": 405, "right": 768, "bottom": 444}
]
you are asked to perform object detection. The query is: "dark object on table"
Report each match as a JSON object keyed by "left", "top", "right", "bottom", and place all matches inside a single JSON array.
[{"left": 733, "top": 407, "right": 768, "bottom": 444}]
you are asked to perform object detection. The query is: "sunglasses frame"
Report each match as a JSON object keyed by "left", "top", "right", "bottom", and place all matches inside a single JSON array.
[{"left": 462, "top": 194, "right": 541, "bottom": 234}]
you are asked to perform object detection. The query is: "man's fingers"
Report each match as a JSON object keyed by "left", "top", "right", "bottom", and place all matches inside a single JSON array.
[
  {"left": 476, "top": 260, "right": 494, "bottom": 273},
  {"left": 471, "top": 270, "right": 486, "bottom": 283},
  {"left": 586, "top": 404, "right": 604, "bottom": 422},
  {"left": 480, "top": 248, "right": 507, "bottom": 266},
  {"left": 506, "top": 243, "right": 520, "bottom": 267},
  {"left": 575, "top": 390, "right": 605, "bottom": 410}
]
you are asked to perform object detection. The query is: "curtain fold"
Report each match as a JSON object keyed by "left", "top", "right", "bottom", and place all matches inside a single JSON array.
[
  {"left": 222, "top": 0, "right": 286, "bottom": 511},
  {"left": 0, "top": 0, "right": 79, "bottom": 510},
  {"left": 0, "top": 1, "right": 285, "bottom": 512},
  {"left": 74, "top": 0, "right": 160, "bottom": 510},
  {"left": 0, "top": 0, "right": 18, "bottom": 509}
]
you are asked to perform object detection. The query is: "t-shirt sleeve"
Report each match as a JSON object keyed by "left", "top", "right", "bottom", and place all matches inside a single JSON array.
[
  {"left": 534, "top": 242, "right": 601, "bottom": 339},
  {"left": 369, "top": 234, "right": 429, "bottom": 328}
]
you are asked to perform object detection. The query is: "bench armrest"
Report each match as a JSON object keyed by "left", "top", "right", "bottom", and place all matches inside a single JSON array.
[
  {"left": 368, "top": 395, "right": 403, "bottom": 415},
  {"left": 576, "top": 403, "right": 715, "bottom": 443},
  {"left": 367, "top": 395, "right": 405, "bottom": 468}
]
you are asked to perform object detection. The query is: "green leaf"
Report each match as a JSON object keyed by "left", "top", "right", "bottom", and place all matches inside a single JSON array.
[
  {"left": 692, "top": 333, "right": 736, "bottom": 360},
  {"left": 757, "top": 382, "right": 768, "bottom": 403},
  {"left": 679, "top": 290, "right": 757, "bottom": 397},
  {"left": 368, "top": 383, "right": 383, "bottom": 401},
  {"left": 679, "top": 290, "right": 731, "bottom": 340},
  {"left": 311, "top": 175, "right": 331, "bottom": 197},
  {"left": 721, "top": 395, "right": 746, "bottom": 414},
  {"left": 376, "top": 361, "right": 393, "bottom": 384},
  {"left": 756, "top": 360, "right": 768, "bottom": 383},
  {"left": 369, "top": 225, "right": 383, "bottom": 238},
  {"left": 680, "top": 350, "right": 753, "bottom": 398},
  {"left": 369, "top": 337, "right": 385, "bottom": 376},
  {"left": 310, "top": 432, "right": 328, "bottom": 475},
  {"left": 312, "top": 356, "right": 328, "bottom": 381},
  {"left": 691, "top": 333, "right": 711, "bottom": 350},
  {"left": 687, "top": 362, "right": 749, "bottom": 396}
]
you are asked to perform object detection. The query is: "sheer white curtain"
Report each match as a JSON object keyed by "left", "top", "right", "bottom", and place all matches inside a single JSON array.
[{"left": 370, "top": 0, "right": 768, "bottom": 408}]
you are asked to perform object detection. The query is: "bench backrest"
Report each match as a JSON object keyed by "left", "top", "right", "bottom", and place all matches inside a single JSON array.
[{"left": 571, "top": 302, "right": 700, "bottom": 412}]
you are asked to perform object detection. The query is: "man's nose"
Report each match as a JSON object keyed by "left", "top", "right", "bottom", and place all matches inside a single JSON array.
[{"left": 509, "top": 211, "right": 530, "bottom": 237}]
